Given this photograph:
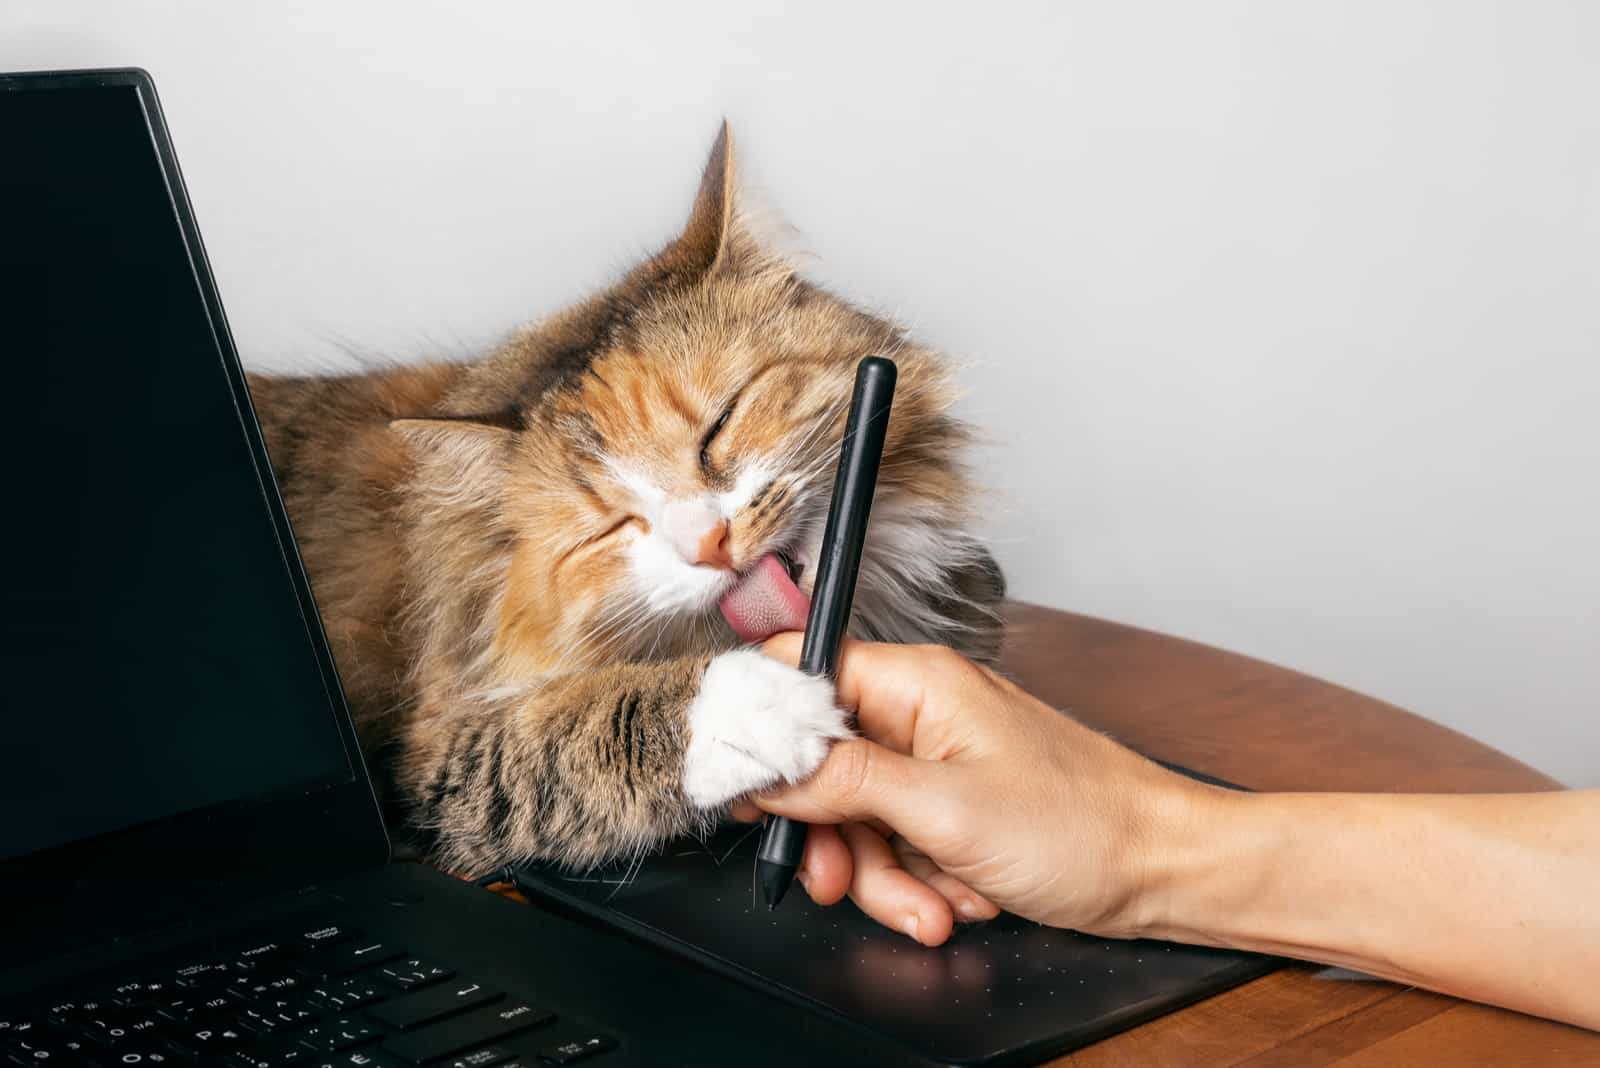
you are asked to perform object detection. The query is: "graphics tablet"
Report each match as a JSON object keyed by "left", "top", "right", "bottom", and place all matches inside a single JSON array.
[{"left": 514, "top": 763, "right": 1279, "bottom": 1066}]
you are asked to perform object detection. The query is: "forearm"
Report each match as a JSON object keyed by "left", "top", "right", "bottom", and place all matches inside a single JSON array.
[{"left": 1146, "top": 786, "right": 1600, "bottom": 1030}]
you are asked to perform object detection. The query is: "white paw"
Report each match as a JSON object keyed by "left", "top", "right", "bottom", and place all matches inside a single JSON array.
[{"left": 682, "top": 649, "right": 851, "bottom": 809}]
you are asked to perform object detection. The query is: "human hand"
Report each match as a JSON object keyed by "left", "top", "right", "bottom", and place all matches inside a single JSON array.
[
  {"left": 741, "top": 639, "right": 1600, "bottom": 1031},
  {"left": 739, "top": 637, "right": 1213, "bottom": 946}
]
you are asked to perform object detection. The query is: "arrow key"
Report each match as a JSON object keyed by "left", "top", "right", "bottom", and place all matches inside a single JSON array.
[{"left": 536, "top": 1034, "right": 617, "bottom": 1064}]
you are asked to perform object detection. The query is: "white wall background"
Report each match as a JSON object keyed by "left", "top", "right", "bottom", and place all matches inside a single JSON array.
[{"left": 5, "top": 1, "right": 1595, "bottom": 786}]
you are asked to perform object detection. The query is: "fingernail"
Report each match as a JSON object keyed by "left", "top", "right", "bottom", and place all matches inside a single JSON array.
[
  {"left": 796, "top": 871, "right": 812, "bottom": 893},
  {"left": 957, "top": 899, "right": 983, "bottom": 921},
  {"left": 901, "top": 915, "right": 921, "bottom": 943}
]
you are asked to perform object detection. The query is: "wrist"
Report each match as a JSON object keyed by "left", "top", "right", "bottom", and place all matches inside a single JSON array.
[
  {"left": 1129, "top": 772, "right": 1263, "bottom": 942},
  {"left": 1137, "top": 786, "right": 1356, "bottom": 963}
]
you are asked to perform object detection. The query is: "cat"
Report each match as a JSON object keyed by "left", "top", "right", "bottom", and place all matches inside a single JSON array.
[{"left": 247, "top": 125, "right": 1005, "bottom": 876}]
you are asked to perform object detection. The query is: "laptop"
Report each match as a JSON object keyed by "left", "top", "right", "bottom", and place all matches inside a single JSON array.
[{"left": 0, "top": 67, "right": 1276, "bottom": 1068}]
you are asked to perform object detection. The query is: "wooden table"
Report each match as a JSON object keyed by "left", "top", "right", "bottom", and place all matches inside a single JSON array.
[{"left": 996, "top": 602, "right": 1597, "bottom": 1066}]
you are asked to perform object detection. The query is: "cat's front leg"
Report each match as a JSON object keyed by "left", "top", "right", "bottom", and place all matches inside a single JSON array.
[
  {"left": 398, "top": 650, "right": 848, "bottom": 874},
  {"left": 680, "top": 649, "right": 850, "bottom": 810}
]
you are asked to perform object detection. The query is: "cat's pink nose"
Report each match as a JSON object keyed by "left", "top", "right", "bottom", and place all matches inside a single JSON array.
[
  {"left": 664, "top": 499, "right": 734, "bottom": 570},
  {"left": 689, "top": 519, "right": 733, "bottom": 571}
]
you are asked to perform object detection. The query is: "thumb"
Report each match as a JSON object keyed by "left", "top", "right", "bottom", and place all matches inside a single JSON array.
[{"left": 755, "top": 737, "right": 936, "bottom": 830}]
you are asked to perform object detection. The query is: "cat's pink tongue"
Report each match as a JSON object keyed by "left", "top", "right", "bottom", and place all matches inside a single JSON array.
[{"left": 718, "top": 553, "right": 811, "bottom": 643}]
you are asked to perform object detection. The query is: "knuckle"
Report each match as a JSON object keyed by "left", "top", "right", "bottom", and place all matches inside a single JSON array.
[
  {"left": 816, "top": 738, "right": 873, "bottom": 806},
  {"left": 925, "top": 643, "right": 981, "bottom": 686}
]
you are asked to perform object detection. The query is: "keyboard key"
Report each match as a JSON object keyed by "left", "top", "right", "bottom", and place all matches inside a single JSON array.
[
  {"left": 76, "top": 1017, "right": 135, "bottom": 1046},
  {"left": 289, "top": 962, "right": 330, "bottom": 985},
  {"left": 536, "top": 1036, "right": 616, "bottom": 1064},
  {"left": 305, "top": 981, "right": 385, "bottom": 1014},
  {"left": 321, "top": 944, "right": 404, "bottom": 978},
  {"left": 231, "top": 1009, "right": 277, "bottom": 1035},
  {"left": 77, "top": 980, "right": 160, "bottom": 1011},
  {"left": 444, "top": 1048, "right": 510, "bottom": 1068},
  {"left": 226, "top": 975, "right": 307, "bottom": 1005},
  {"left": 373, "top": 962, "right": 452, "bottom": 994},
  {"left": 232, "top": 941, "right": 294, "bottom": 972},
  {"left": 163, "top": 1022, "right": 251, "bottom": 1054},
  {"left": 75, "top": 1006, "right": 118, "bottom": 1024},
  {"left": 80, "top": 991, "right": 136, "bottom": 1012},
  {"left": 295, "top": 1019, "right": 378, "bottom": 1054},
  {"left": 310, "top": 1052, "right": 403, "bottom": 1068},
  {"left": 226, "top": 1038, "right": 317, "bottom": 1068},
  {"left": 110, "top": 981, "right": 168, "bottom": 1005},
  {"left": 81, "top": 1045, "right": 180, "bottom": 1067},
  {"left": 365, "top": 982, "right": 500, "bottom": 1031},
  {"left": 227, "top": 1052, "right": 278, "bottom": 1068},
  {"left": 151, "top": 1039, "right": 199, "bottom": 1064},
  {"left": 110, "top": 1014, "right": 162, "bottom": 1040},
  {"left": 381, "top": 1003, "right": 554, "bottom": 1065},
  {"left": 159, "top": 993, "right": 231, "bottom": 1025},
  {"left": 151, "top": 993, "right": 224, "bottom": 1025},
  {"left": 5, "top": 1053, "right": 75, "bottom": 1068},
  {"left": 170, "top": 962, "right": 231, "bottom": 990},
  {"left": 297, "top": 927, "right": 359, "bottom": 951},
  {"left": 5, "top": 1031, "right": 92, "bottom": 1067},
  {"left": 223, "top": 976, "right": 263, "bottom": 1004},
  {"left": 248, "top": 998, "right": 319, "bottom": 1031},
  {"left": 0, "top": 1020, "right": 40, "bottom": 1041}
]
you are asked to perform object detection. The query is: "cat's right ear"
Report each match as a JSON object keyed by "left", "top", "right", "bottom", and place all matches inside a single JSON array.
[{"left": 390, "top": 418, "right": 511, "bottom": 502}]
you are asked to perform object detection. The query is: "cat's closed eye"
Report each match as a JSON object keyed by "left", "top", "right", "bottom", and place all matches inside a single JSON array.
[
  {"left": 699, "top": 403, "right": 736, "bottom": 472},
  {"left": 562, "top": 515, "right": 645, "bottom": 567}
]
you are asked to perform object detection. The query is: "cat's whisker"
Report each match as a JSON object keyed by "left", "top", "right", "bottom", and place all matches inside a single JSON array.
[
  {"left": 783, "top": 397, "right": 845, "bottom": 460},
  {"left": 713, "top": 821, "right": 762, "bottom": 867},
  {"left": 606, "top": 840, "right": 651, "bottom": 901}
]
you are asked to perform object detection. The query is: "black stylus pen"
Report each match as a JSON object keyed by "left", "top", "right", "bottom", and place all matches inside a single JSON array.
[{"left": 756, "top": 355, "right": 897, "bottom": 909}]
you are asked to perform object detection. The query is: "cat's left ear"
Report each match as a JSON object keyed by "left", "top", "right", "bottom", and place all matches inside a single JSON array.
[
  {"left": 658, "top": 121, "right": 766, "bottom": 281},
  {"left": 390, "top": 418, "right": 512, "bottom": 502}
]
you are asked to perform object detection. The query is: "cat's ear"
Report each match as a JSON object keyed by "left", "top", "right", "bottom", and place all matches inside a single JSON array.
[
  {"left": 658, "top": 121, "right": 764, "bottom": 281},
  {"left": 390, "top": 418, "right": 511, "bottom": 501}
]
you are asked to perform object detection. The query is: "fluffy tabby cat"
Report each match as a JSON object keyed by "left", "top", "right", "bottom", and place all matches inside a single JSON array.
[{"left": 249, "top": 126, "right": 1004, "bottom": 875}]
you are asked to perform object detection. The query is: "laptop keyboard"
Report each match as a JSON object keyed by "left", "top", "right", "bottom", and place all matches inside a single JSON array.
[{"left": 0, "top": 918, "right": 618, "bottom": 1068}]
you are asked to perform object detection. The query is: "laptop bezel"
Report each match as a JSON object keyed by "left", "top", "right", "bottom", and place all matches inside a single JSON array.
[{"left": 0, "top": 67, "right": 391, "bottom": 970}]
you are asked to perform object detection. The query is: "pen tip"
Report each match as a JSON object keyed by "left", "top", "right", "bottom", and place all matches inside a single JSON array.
[{"left": 758, "top": 861, "right": 798, "bottom": 910}]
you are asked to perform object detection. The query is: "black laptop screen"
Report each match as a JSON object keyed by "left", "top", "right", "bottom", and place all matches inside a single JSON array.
[{"left": 0, "top": 83, "right": 354, "bottom": 862}]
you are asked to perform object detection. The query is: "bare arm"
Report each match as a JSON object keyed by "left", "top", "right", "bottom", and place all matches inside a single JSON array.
[
  {"left": 753, "top": 637, "right": 1600, "bottom": 1030},
  {"left": 1151, "top": 788, "right": 1600, "bottom": 1028}
]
